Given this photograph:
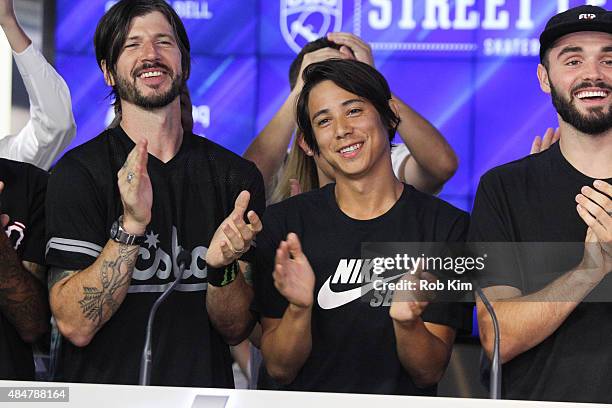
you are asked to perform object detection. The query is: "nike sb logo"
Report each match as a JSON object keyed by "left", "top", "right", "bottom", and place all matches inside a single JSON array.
[{"left": 316, "top": 258, "right": 404, "bottom": 310}]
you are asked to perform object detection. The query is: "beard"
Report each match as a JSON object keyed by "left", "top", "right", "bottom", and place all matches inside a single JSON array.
[
  {"left": 550, "top": 81, "right": 612, "bottom": 135},
  {"left": 114, "top": 63, "right": 182, "bottom": 109}
]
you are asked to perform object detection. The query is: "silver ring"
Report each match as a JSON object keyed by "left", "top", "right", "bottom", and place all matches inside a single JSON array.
[
  {"left": 127, "top": 172, "right": 135, "bottom": 184},
  {"left": 231, "top": 246, "right": 246, "bottom": 255}
]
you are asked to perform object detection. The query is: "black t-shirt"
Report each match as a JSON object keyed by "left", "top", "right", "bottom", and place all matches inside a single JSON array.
[
  {"left": 469, "top": 142, "right": 612, "bottom": 403},
  {"left": 254, "top": 183, "right": 469, "bottom": 395},
  {"left": 45, "top": 127, "right": 265, "bottom": 387},
  {"left": 0, "top": 159, "right": 47, "bottom": 380}
]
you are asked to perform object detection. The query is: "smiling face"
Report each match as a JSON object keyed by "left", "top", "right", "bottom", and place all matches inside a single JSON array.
[
  {"left": 307, "top": 80, "right": 392, "bottom": 180},
  {"left": 104, "top": 11, "right": 183, "bottom": 109},
  {"left": 539, "top": 31, "right": 612, "bottom": 135}
]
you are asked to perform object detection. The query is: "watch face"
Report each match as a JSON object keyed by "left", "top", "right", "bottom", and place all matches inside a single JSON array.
[{"left": 110, "top": 221, "right": 119, "bottom": 239}]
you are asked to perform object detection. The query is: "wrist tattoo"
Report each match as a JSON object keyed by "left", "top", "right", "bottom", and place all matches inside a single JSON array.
[{"left": 119, "top": 242, "right": 139, "bottom": 269}]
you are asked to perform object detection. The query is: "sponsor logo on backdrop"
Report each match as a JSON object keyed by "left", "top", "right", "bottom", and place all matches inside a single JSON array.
[
  {"left": 193, "top": 105, "right": 210, "bottom": 128},
  {"left": 360, "top": 0, "right": 543, "bottom": 56},
  {"left": 280, "top": 0, "right": 343, "bottom": 54},
  {"left": 105, "top": 1, "right": 213, "bottom": 20},
  {"left": 173, "top": 1, "right": 213, "bottom": 19},
  {"left": 278, "top": 0, "right": 604, "bottom": 57}
]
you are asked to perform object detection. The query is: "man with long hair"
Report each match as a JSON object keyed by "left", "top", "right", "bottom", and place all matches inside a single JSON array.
[{"left": 45, "top": 0, "right": 264, "bottom": 386}]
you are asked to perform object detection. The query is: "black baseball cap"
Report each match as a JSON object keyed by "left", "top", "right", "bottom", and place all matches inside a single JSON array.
[{"left": 539, "top": 5, "right": 612, "bottom": 62}]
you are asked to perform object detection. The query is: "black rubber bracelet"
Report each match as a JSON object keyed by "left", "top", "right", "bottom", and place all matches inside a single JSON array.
[{"left": 207, "top": 261, "right": 239, "bottom": 287}]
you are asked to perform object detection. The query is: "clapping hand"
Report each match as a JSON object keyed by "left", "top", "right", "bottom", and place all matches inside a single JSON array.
[
  {"left": 206, "top": 191, "right": 262, "bottom": 268},
  {"left": 273, "top": 233, "right": 315, "bottom": 309}
]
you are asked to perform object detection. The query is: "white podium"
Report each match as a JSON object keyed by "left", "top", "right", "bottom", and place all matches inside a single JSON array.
[{"left": 0, "top": 380, "right": 607, "bottom": 408}]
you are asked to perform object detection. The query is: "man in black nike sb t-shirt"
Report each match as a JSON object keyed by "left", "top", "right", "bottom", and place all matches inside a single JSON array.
[
  {"left": 0, "top": 159, "right": 49, "bottom": 380},
  {"left": 45, "top": 1, "right": 264, "bottom": 386},
  {"left": 255, "top": 59, "right": 468, "bottom": 395},
  {"left": 470, "top": 6, "right": 612, "bottom": 403},
  {"left": 256, "top": 183, "right": 468, "bottom": 394}
]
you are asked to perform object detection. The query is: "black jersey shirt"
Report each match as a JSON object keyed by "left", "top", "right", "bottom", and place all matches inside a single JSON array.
[
  {"left": 469, "top": 142, "right": 612, "bottom": 403},
  {"left": 45, "top": 127, "right": 265, "bottom": 386}
]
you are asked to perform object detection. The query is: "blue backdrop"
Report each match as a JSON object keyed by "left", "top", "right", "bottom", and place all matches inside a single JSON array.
[{"left": 54, "top": 0, "right": 612, "bottom": 210}]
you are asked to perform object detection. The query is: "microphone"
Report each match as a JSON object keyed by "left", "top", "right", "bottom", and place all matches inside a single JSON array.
[
  {"left": 175, "top": 250, "right": 192, "bottom": 279},
  {"left": 474, "top": 284, "right": 502, "bottom": 399},
  {"left": 459, "top": 241, "right": 501, "bottom": 399},
  {"left": 138, "top": 248, "right": 191, "bottom": 385}
]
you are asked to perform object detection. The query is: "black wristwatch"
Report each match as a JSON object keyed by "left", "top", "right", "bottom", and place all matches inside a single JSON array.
[{"left": 110, "top": 216, "right": 145, "bottom": 246}]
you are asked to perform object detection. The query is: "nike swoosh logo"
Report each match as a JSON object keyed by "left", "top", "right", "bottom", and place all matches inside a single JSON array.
[{"left": 317, "top": 273, "right": 405, "bottom": 310}]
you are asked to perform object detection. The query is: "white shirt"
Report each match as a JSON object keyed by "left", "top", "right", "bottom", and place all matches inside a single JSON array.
[
  {"left": 391, "top": 143, "right": 410, "bottom": 180},
  {"left": 0, "top": 44, "right": 76, "bottom": 170}
]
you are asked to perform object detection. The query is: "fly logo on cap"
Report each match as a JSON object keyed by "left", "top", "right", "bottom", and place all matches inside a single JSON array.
[{"left": 539, "top": 5, "right": 612, "bottom": 62}]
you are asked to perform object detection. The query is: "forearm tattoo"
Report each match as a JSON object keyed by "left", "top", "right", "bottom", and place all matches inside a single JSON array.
[
  {"left": 78, "top": 244, "right": 138, "bottom": 328},
  {"left": 243, "top": 262, "right": 254, "bottom": 286},
  {"left": 0, "top": 232, "right": 48, "bottom": 336}
]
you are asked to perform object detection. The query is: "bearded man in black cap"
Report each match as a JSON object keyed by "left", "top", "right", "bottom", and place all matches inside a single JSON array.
[{"left": 469, "top": 5, "right": 612, "bottom": 403}]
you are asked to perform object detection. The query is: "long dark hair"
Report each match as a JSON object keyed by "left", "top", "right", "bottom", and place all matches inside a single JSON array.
[{"left": 94, "top": 0, "right": 191, "bottom": 113}]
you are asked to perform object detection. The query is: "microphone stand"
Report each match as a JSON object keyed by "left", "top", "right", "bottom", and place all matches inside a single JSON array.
[
  {"left": 474, "top": 284, "right": 502, "bottom": 399},
  {"left": 139, "top": 249, "right": 191, "bottom": 385}
]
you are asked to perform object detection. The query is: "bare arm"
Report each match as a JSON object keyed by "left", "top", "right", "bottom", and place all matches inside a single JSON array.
[
  {"left": 205, "top": 191, "right": 262, "bottom": 345},
  {"left": 393, "top": 319, "right": 455, "bottom": 387},
  {"left": 48, "top": 140, "right": 152, "bottom": 347},
  {"left": 390, "top": 275, "right": 455, "bottom": 387},
  {"left": 392, "top": 95, "right": 458, "bottom": 194},
  {"left": 478, "top": 265, "right": 602, "bottom": 364},
  {"left": 261, "top": 306, "right": 312, "bottom": 384},
  {"left": 206, "top": 261, "right": 256, "bottom": 345},
  {"left": 48, "top": 242, "right": 140, "bottom": 347},
  {"left": 259, "top": 233, "right": 315, "bottom": 384},
  {"left": 243, "top": 89, "right": 300, "bottom": 187},
  {"left": 479, "top": 180, "right": 612, "bottom": 363}
]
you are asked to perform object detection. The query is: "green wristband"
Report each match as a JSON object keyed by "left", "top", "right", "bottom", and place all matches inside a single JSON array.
[{"left": 207, "top": 261, "right": 239, "bottom": 287}]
